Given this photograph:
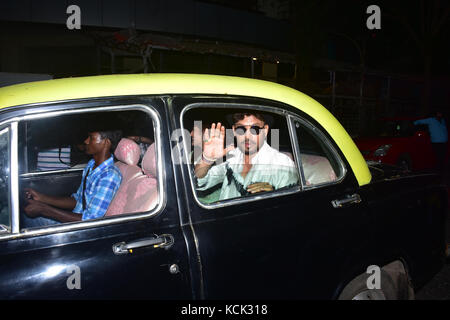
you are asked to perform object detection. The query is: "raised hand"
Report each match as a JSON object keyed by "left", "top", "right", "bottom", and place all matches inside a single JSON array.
[{"left": 202, "top": 123, "right": 234, "bottom": 162}]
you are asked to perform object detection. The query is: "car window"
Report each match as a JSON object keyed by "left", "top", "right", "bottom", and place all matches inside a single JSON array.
[
  {"left": 293, "top": 118, "right": 344, "bottom": 187},
  {"left": 0, "top": 127, "right": 11, "bottom": 231},
  {"left": 182, "top": 106, "right": 300, "bottom": 206},
  {"left": 17, "top": 107, "right": 161, "bottom": 230},
  {"left": 19, "top": 115, "right": 90, "bottom": 174}
]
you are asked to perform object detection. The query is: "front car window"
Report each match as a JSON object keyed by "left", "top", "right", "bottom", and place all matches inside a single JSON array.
[
  {"left": 16, "top": 107, "right": 161, "bottom": 231},
  {"left": 182, "top": 106, "right": 300, "bottom": 206},
  {"left": 0, "top": 127, "right": 10, "bottom": 231}
]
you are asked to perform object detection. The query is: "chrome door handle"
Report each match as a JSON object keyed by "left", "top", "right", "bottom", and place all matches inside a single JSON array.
[
  {"left": 112, "top": 234, "right": 174, "bottom": 255},
  {"left": 331, "top": 193, "right": 361, "bottom": 208}
]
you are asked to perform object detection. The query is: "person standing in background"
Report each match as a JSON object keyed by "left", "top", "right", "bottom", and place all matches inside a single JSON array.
[{"left": 414, "top": 111, "right": 448, "bottom": 176}]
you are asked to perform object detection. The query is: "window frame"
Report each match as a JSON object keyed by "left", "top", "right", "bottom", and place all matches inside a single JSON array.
[
  {"left": 180, "top": 102, "right": 303, "bottom": 210},
  {"left": 0, "top": 103, "right": 166, "bottom": 240},
  {"left": 0, "top": 125, "right": 14, "bottom": 234},
  {"left": 288, "top": 114, "right": 347, "bottom": 190}
]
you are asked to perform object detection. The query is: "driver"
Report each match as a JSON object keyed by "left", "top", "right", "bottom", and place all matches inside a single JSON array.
[{"left": 22, "top": 130, "right": 122, "bottom": 226}]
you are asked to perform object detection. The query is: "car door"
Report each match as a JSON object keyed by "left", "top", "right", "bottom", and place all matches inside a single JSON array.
[
  {"left": 172, "top": 96, "right": 374, "bottom": 299},
  {"left": 0, "top": 97, "right": 194, "bottom": 299}
]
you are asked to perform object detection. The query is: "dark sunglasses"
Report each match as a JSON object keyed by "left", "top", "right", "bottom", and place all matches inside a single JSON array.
[{"left": 234, "top": 126, "right": 264, "bottom": 136}]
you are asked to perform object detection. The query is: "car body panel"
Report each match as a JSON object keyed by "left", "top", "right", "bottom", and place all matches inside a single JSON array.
[
  {"left": 365, "top": 170, "right": 447, "bottom": 289},
  {"left": 0, "top": 97, "right": 196, "bottom": 299},
  {"left": 170, "top": 95, "right": 370, "bottom": 299},
  {"left": 0, "top": 217, "right": 192, "bottom": 299}
]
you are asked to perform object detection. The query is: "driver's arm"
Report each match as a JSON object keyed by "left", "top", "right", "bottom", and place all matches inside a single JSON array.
[{"left": 24, "top": 188, "right": 76, "bottom": 210}]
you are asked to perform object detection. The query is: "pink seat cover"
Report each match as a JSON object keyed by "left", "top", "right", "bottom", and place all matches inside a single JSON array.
[
  {"left": 301, "top": 154, "right": 337, "bottom": 186},
  {"left": 121, "top": 175, "right": 158, "bottom": 214},
  {"left": 141, "top": 143, "right": 157, "bottom": 177},
  {"left": 106, "top": 141, "right": 158, "bottom": 216},
  {"left": 114, "top": 138, "right": 141, "bottom": 166},
  {"left": 106, "top": 138, "right": 142, "bottom": 216}
]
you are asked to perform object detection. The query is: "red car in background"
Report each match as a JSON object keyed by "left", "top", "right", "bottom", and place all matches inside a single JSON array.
[{"left": 354, "top": 117, "right": 449, "bottom": 172}]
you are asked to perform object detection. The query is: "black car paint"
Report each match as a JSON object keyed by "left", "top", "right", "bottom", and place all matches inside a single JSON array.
[
  {"left": 0, "top": 95, "right": 447, "bottom": 299},
  {"left": 170, "top": 96, "right": 373, "bottom": 299},
  {"left": 0, "top": 97, "right": 195, "bottom": 299}
]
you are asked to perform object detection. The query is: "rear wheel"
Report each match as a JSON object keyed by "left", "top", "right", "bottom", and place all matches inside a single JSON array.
[
  {"left": 338, "top": 264, "right": 414, "bottom": 300},
  {"left": 338, "top": 270, "right": 396, "bottom": 300}
]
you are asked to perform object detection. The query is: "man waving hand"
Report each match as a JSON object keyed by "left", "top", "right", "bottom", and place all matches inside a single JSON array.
[{"left": 194, "top": 112, "right": 298, "bottom": 201}]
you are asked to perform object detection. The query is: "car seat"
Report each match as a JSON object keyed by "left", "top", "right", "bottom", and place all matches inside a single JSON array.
[
  {"left": 105, "top": 138, "right": 142, "bottom": 216},
  {"left": 106, "top": 140, "right": 158, "bottom": 216},
  {"left": 301, "top": 154, "right": 337, "bottom": 185}
]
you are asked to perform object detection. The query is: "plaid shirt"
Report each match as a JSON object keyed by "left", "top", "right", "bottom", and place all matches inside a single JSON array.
[{"left": 72, "top": 156, "right": 122, "bottom": 220}]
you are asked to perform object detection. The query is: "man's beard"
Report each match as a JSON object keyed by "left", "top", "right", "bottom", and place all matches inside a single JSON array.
[{"left": 241, "top": 140, "right": 258, "bottom": 155}]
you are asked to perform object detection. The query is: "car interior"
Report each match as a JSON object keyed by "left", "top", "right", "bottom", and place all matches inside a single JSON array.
[{"left": 17, "top": 109, "right": 159, "bottom": 229}]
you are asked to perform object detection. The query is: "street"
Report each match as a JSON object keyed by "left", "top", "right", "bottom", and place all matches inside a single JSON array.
[{"left": 416, "top": 261, "right": 450, "bottom": 300}]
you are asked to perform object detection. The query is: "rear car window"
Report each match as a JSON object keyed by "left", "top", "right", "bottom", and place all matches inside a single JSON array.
[{"left": 293, "top": 117, "right": 345, "bottom": 187}]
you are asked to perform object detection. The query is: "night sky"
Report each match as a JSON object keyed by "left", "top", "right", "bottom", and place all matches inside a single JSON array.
[{"left": 293, "top": 0, "right": 449, "bottom": 75}]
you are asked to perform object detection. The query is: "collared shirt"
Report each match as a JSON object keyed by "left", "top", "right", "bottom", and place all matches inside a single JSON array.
[
  {"left": 414, "top": 117, "right": 448, "bottom": 143},
  {"left": 72, "top": 156, "right": 122, "bottom": 220},
  {"left": 196, "top": 141, "right": 299, "bottom": 201}
]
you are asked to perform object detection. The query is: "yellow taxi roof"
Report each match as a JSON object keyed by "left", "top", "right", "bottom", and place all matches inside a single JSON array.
[{"left": 0, "top": 73, "right": 371, "bottom": 185}]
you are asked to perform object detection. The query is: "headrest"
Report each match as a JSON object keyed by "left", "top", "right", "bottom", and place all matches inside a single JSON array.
[
  {"left": 142, "top": 143, "right": 157, "bottom": 177},
  {"left": 114, "top": 138, "right": 140, "bottom": 166}
]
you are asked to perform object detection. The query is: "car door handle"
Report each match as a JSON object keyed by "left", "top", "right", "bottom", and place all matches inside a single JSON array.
[
  {"left": 112, "top": 234, "right": 174, "bottom": 255},
  {"left": 331, "top": 193, "right": 362, "bottom": 208}
]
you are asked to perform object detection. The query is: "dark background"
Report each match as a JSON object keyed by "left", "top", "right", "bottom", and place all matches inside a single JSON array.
[{"left": 1, "top": 0, "right": 448, "bottom": 137}]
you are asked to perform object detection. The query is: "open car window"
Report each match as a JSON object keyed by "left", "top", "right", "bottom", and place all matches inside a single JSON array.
[
  {"left": 16, "top": 107, "right": 161, "bottom": 231},
  {"left": 182, "top": 105, "right": 301, "bottom": 207}
]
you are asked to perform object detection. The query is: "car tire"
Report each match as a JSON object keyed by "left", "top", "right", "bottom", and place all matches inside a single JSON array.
[
  {"left": 397, "top": 154, "right": 412, "bottom": 171},
  {"left": 337, "top": 269, "right": 412, "bottom": 300}
]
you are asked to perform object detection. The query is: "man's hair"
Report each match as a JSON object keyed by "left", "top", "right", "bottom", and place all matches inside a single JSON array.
[
  {"left": 99, "top": 130, "right": 123, "bottom": 153},
  {"left": 232, "top": 112, "right": 266, "bottom": 124}
]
